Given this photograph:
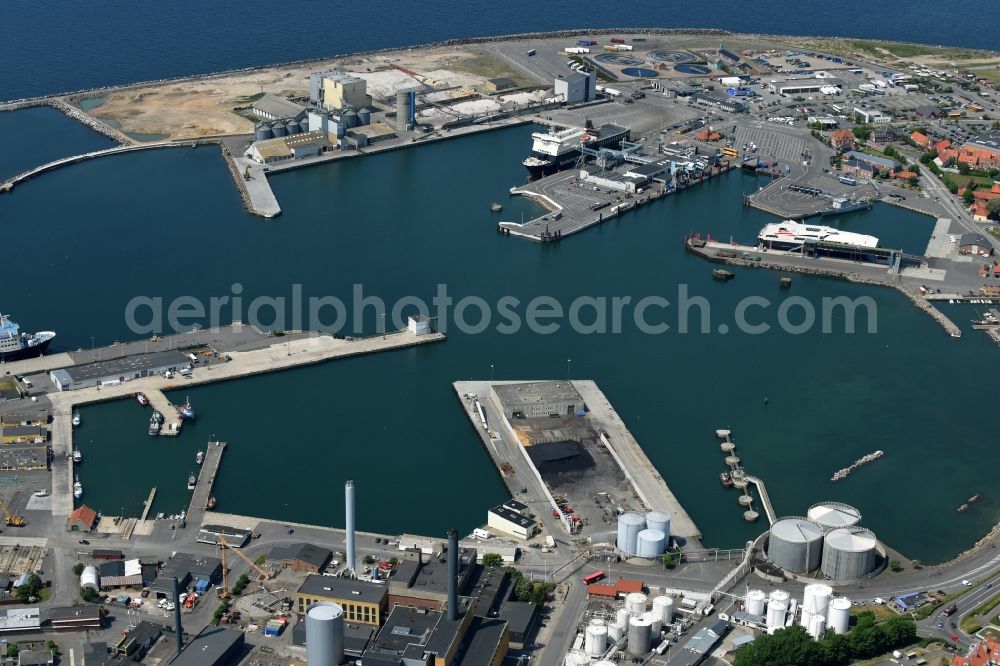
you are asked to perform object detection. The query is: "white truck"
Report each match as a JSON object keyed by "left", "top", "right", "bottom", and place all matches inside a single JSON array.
[
  {"left": 545, "top": 535, "right": 555, "bottom": 548},
  {"left": 473, "top": 528, "right": 491, "bottom": 540}
]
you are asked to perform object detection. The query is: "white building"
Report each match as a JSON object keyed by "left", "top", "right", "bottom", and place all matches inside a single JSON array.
[
  {"left": 853, "top": 107, "right": 893, "bottom": 124},
  {"left": 407, "top": 315, "right": 431, "bottom": 336},
  {"left": 555, "top": 71, "right": 596, "bottom": 104},
  {"left": 487, "top": 504, "right": 538, "bottom": 540}
]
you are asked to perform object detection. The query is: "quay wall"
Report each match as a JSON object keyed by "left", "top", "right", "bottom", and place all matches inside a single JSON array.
[{"left": 686, "top": 242, "right": 962, "bottom": 337}]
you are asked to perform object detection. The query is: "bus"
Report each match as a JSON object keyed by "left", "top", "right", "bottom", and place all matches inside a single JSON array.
[
  {"left": 583, "top": 570, "right": 606, "bottom": 585},
  {"left": 839, "top": 176, "right": 857, "bottom": 186}
]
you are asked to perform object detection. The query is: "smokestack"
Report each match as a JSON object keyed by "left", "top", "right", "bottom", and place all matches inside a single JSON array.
[
  {"left": 345, "top": 480, "right": 356, "bottom": 574},
  {"left": 172, "top": 577, "right": 184, "bottom": 655},
  {"left": 447, "top": 529, "right": 458, "bottom": 621}
]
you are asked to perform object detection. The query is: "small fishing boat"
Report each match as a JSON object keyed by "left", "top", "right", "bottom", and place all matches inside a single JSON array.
[
  {"left": 187, "top": 472, "right": 196, "bottom": 491},
  {"left": 73, "top": 478, "right": 83, "bottom": 500},
  {"left": 136, "top": 392, "right": 149, "bottom": 406},
  {"left": 720, "top": 471, "right": 733, "bottom": 488},
  {"left": 72, "top": 411, "right": 81, "bottom": 427},
  {"left": 713, "top": 269, "right": 735, "bottom": 280},
  {"left": 490, "top": 202, "right": 503, "bottom": 212},
  {"left": 779, "top": 277, "right": 792, "bottom": 288},
  {"left": 178, "top": 397, "right": 196, "bottom": 420},
  {"left": 72, "top": 449, "right": 82, "bottom": 464},
  {"left": 206, "top": 496, "right": 217, "bottom": 510},
  {"left": 195, "top": 451, "right": 204, "bottom": 465}
]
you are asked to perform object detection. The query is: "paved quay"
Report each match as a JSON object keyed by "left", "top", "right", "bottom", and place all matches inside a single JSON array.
[
  {"left": 186, "top": 441, "right": 226, "bottom": 526},
  {"left": 44, "top": 329, "right": 444, "bottom": 517},
  {"left": 145, "top": 388, "right": 183, "bottom": 436},
  {"left": 572, "top": 380, "right": 702, "bottom": 542}
]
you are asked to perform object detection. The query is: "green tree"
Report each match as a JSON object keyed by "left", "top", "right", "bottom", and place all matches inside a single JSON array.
[
  {"left": 963, "top": 188, "right": 977, "bottom": 205},
  {"left": 883, "top": 145, "right": 898, "bottom": 158},
  {"left": 986, "top": 199, "right": 1000, "bottom": 218},
  {"left": 231, "top": 573, "right": 250, "bottom": 595},
  {"left": 80, "top": 586, "right": 101, "bottom": 603},
  {"left": 958, "top": 161, "right": 971, "bottom": 175},
  {"left": 388, "top": 557, "right": 399, "bottom": 567},
  {"left": 16, "top": 574, "right": 42, "bottom": 602},
  {"left": 6, "top": 645, "right": 18, "bottom": 659},
  {"left": 733, "top": 626, "right": 821, "bottom": 666},
  {"left": 363, "top": 554, "right": 375, "bottom": 565},
  {"left": 46, "top": 640, "right": 60, "bottom": 658},
  {"left": 481, "top": 553, "right": 504, "bottom": 568},
  {"left": 911, "top": 559, "right": 923, "bottom": 570},
  {"left": 72, "top": 562, "right": 85, "bottom": 576},
  {"left": 889, "top": 559, "right": 903, "bottom": 572},
  {"left": 662, "top": 553, "right": 675, "bottom": 569},
  {"left": 908, "top": 175, "right": 920, "bottom": 187},
  {"left": 852, "top": 125, "right": 872, "bottom": 140},
  {"left": 514, "top": 575, "right": 532, "bottom": 601},
  {"left": 817, "top": 632, "right": 851, "bottom": 664}
]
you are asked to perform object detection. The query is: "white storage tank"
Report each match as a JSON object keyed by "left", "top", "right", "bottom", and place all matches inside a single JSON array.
[
  {"left": 766, "top": 590, "right": 789, "bottom": 632},
  {"left": 564, "top": 651, "right": 590, "bottom": 666},
  {"left": 821, "top": 527, "right": 878, "bottom": 580},
  {"left": 628, "top": 614, "right": 652, "bottom": 654},
  {"left": 636, "top": 529, "right": 667, "bottom": 557},
  {"left": 643, "top": 609, "right": 662, "bottom": 636},
  {"left": 802, "top": 583, "right": 833, "bottom": 621},
  {"left": 767, "top": 516, "right": 825, "bottom": 573},
  {"left": 305, "top": 601, "right": 345, "bottom": 666},
  {"left": 80, "top": 566, "right": 99, "bottom": 591},
  {"left": 745, "top": 589, "right": 766, "bottom": 616},
  {"left": 826, "top": 597, "right": 851, "bottom": 634},
  {"left": 607, "top": 620, "right": 623, "bottom": 642},
  {"left": 807, "top": 613, "right": 827, "bottom": 640},
  {"left": 807, "top": 502, "right": 862, "bottom": 532},
  {"left": 652, "top": 595, "right": 674, "bottom": 623},
  {"left": 645, "top": 511, "right": 671, "bottom": 539},
  {"left": 617, "top": 512, "right": 646, "bottom": 554},
  {"left": 585, "top": 623, "right": 608, "bottom": 656},
  {"left": 625, "top": 592, "right": 648, "bottom": 615},
  {"left": 616, "top": 607, "right": 631, "bottom": 628}
]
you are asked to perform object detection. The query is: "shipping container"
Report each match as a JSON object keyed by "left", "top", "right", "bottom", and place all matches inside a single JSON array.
[{"left": 610, "top": 37, "right": 625, "bottom": 43}]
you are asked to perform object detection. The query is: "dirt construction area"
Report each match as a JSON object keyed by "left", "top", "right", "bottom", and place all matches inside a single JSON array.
[{"left": 67, "top": 47, "right": 537, "bottom": 140}]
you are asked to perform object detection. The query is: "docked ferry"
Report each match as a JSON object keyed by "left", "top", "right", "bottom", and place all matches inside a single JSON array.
[
  {"left": 819, "top": 197, "right": 873, "bottom": 217},
  {"left": 522, "top": 124, "right": 630, "bottom": 179},
  {"left": 0, "top": 313, "right": 55, "bottom": 361},
  {"left": 758, "top": 220, "right": 879, "bottom": 251}
]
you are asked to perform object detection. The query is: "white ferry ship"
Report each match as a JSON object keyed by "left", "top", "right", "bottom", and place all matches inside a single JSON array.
[{"left": 758, "top": 220, "right": 879, "bottom": 251}]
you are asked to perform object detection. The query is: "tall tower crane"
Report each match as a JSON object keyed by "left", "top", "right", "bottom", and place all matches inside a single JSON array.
[{"left": 217, "top": 535, "right": 270, "bottom": 599}]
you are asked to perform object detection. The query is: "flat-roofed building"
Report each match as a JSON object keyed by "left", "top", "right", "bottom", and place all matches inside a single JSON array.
[
  {"left": 49, "top": 605, "right": 103, "bottom": 631},
  {"left": 487, "top": 505, "right": 537, "bottom": 540},
  {"left": 490, "top": 381, "right": 584, "bottom": 419},
  {"left": 0, "top": 444, "right": 47, "bottom": 471},
  {"left": 0, "top": 607, "right": 41, "bottom": 635},
  {"left": 0, "top": 410, "right": 48, "bottom": 426},
  {"left": 498, "top": 601, "right": 537, "bottom": 648},
  {"left": 297, "top": 575, "right": 387, "bottom": 625},
  {"left": 317, "top": 71, "right": 372, "bottom": 110},
  {"left": 364, "top": 605, "right": 472, "bottom": 666},
  {"left": 168, "top": 626, "right": 244, "bottom": 666},
  {"left": 0, "top": 425, "right": 47, "bottom": 444},
  {"left": 387, "top": 547, "right": 477, "bottom": 612},
  {"left": 17, "top": 650, "right": 53, "bottom": 666},
  {"left": 554, "top": 71, "right": 596, "bottom": 103},
  {"left": 453, "top": 617, "right": 509, "bottom": 666},
  {"left": 197, "top": 524, "right": 250, "bottom": 548},
  {"left": 50, "top": 351, "right": 191, "bottom": 391},
  {"left": 113, "top": 621, "right": 162, "bottom": 658},
  {"left": 269, "top": 542, "right": 332, "bottom": 574}
]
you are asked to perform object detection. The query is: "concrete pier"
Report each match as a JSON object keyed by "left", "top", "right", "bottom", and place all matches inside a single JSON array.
[
  {"left": 571, "top": 380, "right": 701, "bottom": 540},
  {"left": 47, "top": 330, "right": 444, "bottom": 517},
  {"left": 139, "top": 487, "right": 157, "bottom": 522},
  {"left": 187, "top": 441, "right": 226, "bottom": 526},
  {"left": 744, "top": 475, "right": 777, "bottom": 525},
  {"left": 145, "top": 389, "right": 183, "bottom": 436},
  {"left": 232, "top": 157, "right": 281, "bottom": 218}
]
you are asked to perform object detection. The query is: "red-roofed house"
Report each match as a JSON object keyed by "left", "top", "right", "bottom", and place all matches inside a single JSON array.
[
  {"left": 68, "top": 505, "right": 97, "bottom": 532},
  {"left": 831, "top": 129, "right": 856, "bottom": 152},
  {"left": 894, "top": 170, "right": 918, "bottom": 181},
  {"left": 586, "top": 577, "right": 646, "bottom": 599},
  {"left": 959, "top": 143, "right": 1000, "bottom": 169},
  {"left": 973, "top": 189, "right": 1000, "bottom": 202},
  {"left": 911, "top": 131, "right": 930, "bottom": 148},
  {"left": 950, "top": 636, "right": 1000, "bottom": 666},
  {"left": 936, "top": 148, "right": 959, "bottom": 167},
  {"left": 935, "top": 138, "right": 952, "bottom": 153}
]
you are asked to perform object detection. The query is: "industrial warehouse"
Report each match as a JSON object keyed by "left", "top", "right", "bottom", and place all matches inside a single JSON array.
[{"left": 49, "top": 350, "right": 191, "bottom": 391}]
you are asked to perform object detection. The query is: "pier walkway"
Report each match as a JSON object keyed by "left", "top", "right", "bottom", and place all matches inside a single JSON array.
[
  {"left": 145, "top": 389, "right": 182, "bottom": 436},
  {"left": 139, "top": 488, "right": 157, "bottom": 522},
  {"left": 233, "top": 157, "right": 281, "bottom": 218},
  {"left": 187, "top": 441, "right": 226, "bottom": 526},
  {"left": 46, "top": 330, "right": 444, "bottom": 517},
  {"left": 744, "top": 475, "right": 777, "bottom": 525},
  {"left": 573, "top": 380, "right": 701, "bottom": 540}
]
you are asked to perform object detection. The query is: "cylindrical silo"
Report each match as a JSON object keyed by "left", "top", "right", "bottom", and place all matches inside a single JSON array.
[
  {"left": 643, "top": 610, "right": 662, "bottom": 636},
  {"left": 395, "top": 91, "right": 409, "bottom": 130},
  {"left": 652, "top": 595, "right": 674, "bottom": 624},
  {"left": 285, "top": 120, "right": 300, "bottom": 135},
  {"left": 585, "top": 623, "right": 608, "bottom": 656},
  {"left": 821, "top": 527, "right": 877, "bottom": 580},
  {"left": 357, "top": 107, "right": 371, "bottom": 125},
  {"left": 616, "top": 607, "right": 630, "bottom": 629},
  {"left": 607, "top": 620, "right": 623, "bottom": 642},
  {"left": 645, "top": 511, "right": 671, "bottom": 540},
  {"left": 564, "top": 651, "right": 590, "bottom": 666},
  {"left": 625, "top": 592, "right": 647, "bottom": 616},
  {"left": 745, "top": 589, "right": 766, "bottom": 616},
  {"left": 807, "top": 613, "right": 827, "bottom": 640},
  {"left": 80, "top": 566, "right": 99, "bottom": 591},
  {"left": 343, "top": 110, "right": 358, "bottom": 129},
  {"left": 767, "top": 516, "right": 825, "bottom": 573},
  {"left": 636, "top": 529, "right": 666, "bottom": 558},
  {"left": 298, "top": 117, "right": 309, "bottom": 133},
  {"left": 628, "top": 614, "right": 652, "bottom": 654},
  {"left": 802, "top": 583, "right": 833, "bottom": 621},
  {"left": 255, "top": 124, "right": 272, "bottom": 141},
  {"left": 270, "top": 121, "right": 286, "bottom": 137},
  {"left": 826, "top": 597, "right": 851, "bottom": 634},
  {"left": 766, "top": 590, "right": 789, "bottom": 633},
  {"left": 305, "top": 602, "right": 344, "bottom": 666},
  {"left": 617, "top": 513, "right": 646, "bottom": 555},
  {"left": 807, "top": 502, "right": 862, "bottom": 532}
]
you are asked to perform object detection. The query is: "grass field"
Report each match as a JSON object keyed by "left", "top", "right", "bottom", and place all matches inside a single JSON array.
[{"left": 454, "top": 52, "right": 534, "bottom": 88}]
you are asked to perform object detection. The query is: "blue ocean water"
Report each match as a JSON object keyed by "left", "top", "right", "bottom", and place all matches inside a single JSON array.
[{"left": 1, "top": 0, "right": 997, "bottom": 100}]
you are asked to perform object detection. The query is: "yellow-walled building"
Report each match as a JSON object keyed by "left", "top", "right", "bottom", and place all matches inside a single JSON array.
[{"left": 296, "top": 575, "right": 386, "bottom": 625}]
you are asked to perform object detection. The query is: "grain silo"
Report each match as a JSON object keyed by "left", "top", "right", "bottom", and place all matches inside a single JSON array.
[
  {"left": 826, "top": 597, "right": 851, "bottom": 634},
  {"left": 357, "top": 107, "right": 372, "bottom": 125},
  {"left": 270, "top": 121, "right": 286, "bottom": 137},
  {"left": 807, "top": 502, "right": 862, "bottom": 532},
  {"left": 636, "top": 529, "right": 666, "bottom": 557},
  {"left": 305, "top": 602, "right": 344, "bottom": 666},
  {"left": 821, "top": 527, "right": 877, "bottom": 580},
  {"left": 628, "top": 614, "right": 652, "bottom": 654},
  {"left": 767, "top": 516, "right": 824, "bottom": 573},
  {"left": 254, "top": 123, "right": 272, "bottom": 141},
  {"left": 616, "top": 512, "right": 646, "bottom": 555}
]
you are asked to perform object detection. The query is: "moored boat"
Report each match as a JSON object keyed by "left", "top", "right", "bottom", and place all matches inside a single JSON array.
[
  {"left": 0, "top": 313, "right": 55, "bottom": 361},
  {"left": 187, "top": 472, "right": 197, "bottom": 491},
  {"left": 720, "top": 471, "right": 733, "bottom": 487},
  {"left": 136, "top": 392, "right": 149, "bottom": 406},
  {"left": 206, "top": 496, "right": 217, "bottom": 510},
  {"left": 73, "top": 478, "right": 83, "bottom": 500},
  {"left": 72, "top": 449, "right": 82, "bottom": 464},
  {"left": 178, "top": 397, "right": 196, "bottom": 420},
  {"left": 72, "top": 411, "right": 81, "bottom": 427},
  {"left": 196, "top": 451, "right": 204, "bottom": 465},
  {"left": 713, "top": 269, "right": 734, "bottom": 280}
]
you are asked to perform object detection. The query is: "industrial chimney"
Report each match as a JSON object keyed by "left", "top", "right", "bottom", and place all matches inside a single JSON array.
[
  {"left": 345, "top": 480, "right": 356, "bottom": 574},
  {"left": 172, "top": 577, "right": 184, "bottom": 655},
  {"left": 447, "top": 529, "right": 459, "bottom": 621}
]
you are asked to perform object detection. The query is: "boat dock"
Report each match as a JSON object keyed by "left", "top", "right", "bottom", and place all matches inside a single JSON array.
[
  {"left": 46, "top": 330, "right": 444, "bottom": 518},
  {"left": 187, "top": 441, "right": 226, "bottom": 525},
  {"left": 139, "top": 487, "right": 157, "bottom": 522},
  {"left": 715, "top": 429, "right": 776, "bottom": 524},
  {"left": 232, "top": 157, "right": 281, "bottom": 218},
  {"left": 145, "top": 389, "right": 183, "bottom": 436}
]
